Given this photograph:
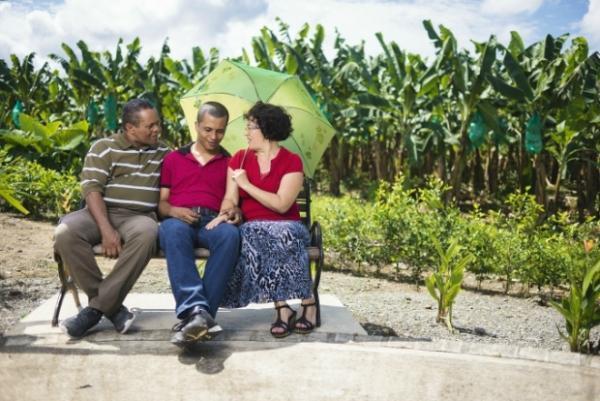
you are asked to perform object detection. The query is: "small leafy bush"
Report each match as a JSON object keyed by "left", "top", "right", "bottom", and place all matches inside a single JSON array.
[
  {"left": 314, "top": 175, "right": 600, "bottom": 296},
  {"left": 1, "top": 159, "right": 80, "bottom": 219}
]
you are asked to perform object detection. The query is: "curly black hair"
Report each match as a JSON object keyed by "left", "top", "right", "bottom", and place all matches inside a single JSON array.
[{"left": 244, "top": 101, "right": 292, "bottom": 141}]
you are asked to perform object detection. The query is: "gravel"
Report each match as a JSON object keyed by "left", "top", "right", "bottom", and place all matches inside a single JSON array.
[{"left": 326, "top": 272, "right": 582, "bottom": 351}]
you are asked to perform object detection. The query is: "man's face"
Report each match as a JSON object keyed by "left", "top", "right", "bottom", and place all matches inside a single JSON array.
[
  {"left": 125, "top": 108, "right": 161, "bottom": 147},
  {"left": 195, "top": 113, "right": 227, "bottom": 152}
]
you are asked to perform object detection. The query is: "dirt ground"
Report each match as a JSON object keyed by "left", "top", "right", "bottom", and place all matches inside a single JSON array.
[
  {"left": 0, "top": 213, "right": 59, "bottom": 336},
  {"left": 0, "top": 212, "right": 170, "bottom": 338}
]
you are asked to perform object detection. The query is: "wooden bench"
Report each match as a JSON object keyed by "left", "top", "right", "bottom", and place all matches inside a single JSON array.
[{"left": 51, "top": 180, "right": 323, "bottom": 326}]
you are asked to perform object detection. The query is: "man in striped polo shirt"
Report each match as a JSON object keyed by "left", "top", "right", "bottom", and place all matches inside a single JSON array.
[{"left": 54, "top": 98, "right": 169, "bottom": 339}]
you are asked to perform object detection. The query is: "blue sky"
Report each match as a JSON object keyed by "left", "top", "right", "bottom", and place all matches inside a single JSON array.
[{"left": 0, "top": 0, "right": 598, "bottom": 66}]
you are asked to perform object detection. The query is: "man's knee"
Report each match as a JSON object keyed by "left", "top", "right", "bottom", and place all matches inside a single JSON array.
[
  {"left": 159, "top": 218, "right": 190, "bottom": 240},
  {"left": 54, "top": 223, "right": 74, "bottom": 249},
  {"left": 128, "top": 218, "right": 159, "bottom": 245},
  {"left": 216, "top": 224, "right": 240, "bottom": 246}
]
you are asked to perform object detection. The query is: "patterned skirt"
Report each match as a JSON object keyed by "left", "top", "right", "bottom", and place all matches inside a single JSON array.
[{"left": 220, "top": 220, "right": 312, "bottom": 308}]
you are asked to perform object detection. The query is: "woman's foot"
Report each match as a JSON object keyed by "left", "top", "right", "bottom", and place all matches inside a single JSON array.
[
  {"left": 270, "top": 303, "right": 296, "bottom": 338},
  {"left": 294, "top": 298, "right": 320, "bottom": 334}
]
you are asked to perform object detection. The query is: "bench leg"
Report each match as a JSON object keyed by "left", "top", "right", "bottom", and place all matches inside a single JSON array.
[
  {"left": 310, "top": 222, "right": 323, "bottom": 326},
  {"left": 52, "top": 253, "right": 81, "bottom": 327}
]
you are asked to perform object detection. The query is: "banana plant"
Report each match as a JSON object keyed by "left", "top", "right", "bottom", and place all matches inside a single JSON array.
[
  {"left": 425, "top": 238, "right": 474, "bottom": 332},
  {"left": 422, "top": 20, "right": 498, "bottom": 200},
  {"left": 489, "top": 33, "right": 598, "bottom": 211},
  {"left": 0, "top": 113, "right": 89, "bottom": 170},
  {"left": 375, "top": 32, "right": 433, "bottom": 180},
  {"left": 546, "top": 120, "right": 584, "bottom": 208},
  {"left": 0, "top": 53, "right": 52, "bottom": 127}
]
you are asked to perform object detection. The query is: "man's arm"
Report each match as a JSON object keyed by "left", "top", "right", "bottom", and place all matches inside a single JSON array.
[
  {"left": 86, "top": 191, "right": 121, "bottom": 258},
  {"left": 158, "top": 187, "right": 198, "bottom": 225}
]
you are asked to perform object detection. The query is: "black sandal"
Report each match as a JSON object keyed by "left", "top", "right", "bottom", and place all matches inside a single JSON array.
[
  {"left": 270, "top": 304, "right": 296, "bottom": 338},
  {"left": 294, "top": 300, "right": 321, "bottom": 334}
]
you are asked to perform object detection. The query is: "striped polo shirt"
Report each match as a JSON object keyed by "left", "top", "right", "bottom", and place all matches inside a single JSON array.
[{"left": 80, "top": 132, "right": 169, "bottom": 212}]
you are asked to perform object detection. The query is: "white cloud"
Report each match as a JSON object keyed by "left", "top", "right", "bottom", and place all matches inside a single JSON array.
[
  {"left": 480, "top": 0, "right": 544, "bottom": 16},
  {"left": 257, "top": 0, "right": 540, "bottom": 61},
  {"left": 0, "top": 0, "right": 580, "bottom": 69},
  {"left": 0, "top": 0, "right": 268, "bottom": 65},
  {"left": 580, "top": 0, "right": 600, "bottom": 50}
]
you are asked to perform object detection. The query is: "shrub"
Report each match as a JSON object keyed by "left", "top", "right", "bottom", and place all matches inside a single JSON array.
[
  {"left": 1, "top": 158, "right": 80, "bottom": 219},
  {"left": 313, "top": 175, "right": 600, "bottom": 296},
  {"left": 313, "top": 195, "right": 385, "bottom": 274}
]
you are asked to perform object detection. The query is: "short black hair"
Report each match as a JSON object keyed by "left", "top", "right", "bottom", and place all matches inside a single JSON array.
[
  {"left": 244, "top": 101, "right": 292, "bottom": 141},
  {"left": 121, "top": 98, "right": 155, "bottom": 129},
  {"left": 197, "top": 101, "right": 229, "bottom": 124}
]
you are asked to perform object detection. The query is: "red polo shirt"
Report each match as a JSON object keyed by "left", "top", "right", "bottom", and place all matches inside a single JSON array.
[
  {"left": 230, "top": 147, "right": 303, "bottom": 221},
  {"left": 160, "top": 144, "right": 229, "bottom": 211}
]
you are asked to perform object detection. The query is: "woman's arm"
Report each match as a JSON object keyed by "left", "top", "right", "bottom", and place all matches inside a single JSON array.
[
  {"left": 232, "top": 169, "right": 303, "bottom": 214},
  {"left": 206, "top": 167, "right": 241, "bottom": 229}
]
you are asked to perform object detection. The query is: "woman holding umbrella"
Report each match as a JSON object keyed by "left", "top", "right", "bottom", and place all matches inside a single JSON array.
[{"left": 207, "top": 101, "right": 319, "bottom": 337}]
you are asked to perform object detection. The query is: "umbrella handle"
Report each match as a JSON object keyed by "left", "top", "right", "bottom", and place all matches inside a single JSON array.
[{"left": 240, "top": 148, "right": 248, "bottom": 169}]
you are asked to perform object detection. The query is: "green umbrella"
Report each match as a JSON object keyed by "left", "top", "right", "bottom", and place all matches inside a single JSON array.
[{"left": 180, "top": 60, "right": 335, "bottom": 178}]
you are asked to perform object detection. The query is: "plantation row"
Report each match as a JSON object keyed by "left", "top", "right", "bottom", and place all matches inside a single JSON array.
[{"left": 1, "top": 19, "right": 599, "bottom": 216}]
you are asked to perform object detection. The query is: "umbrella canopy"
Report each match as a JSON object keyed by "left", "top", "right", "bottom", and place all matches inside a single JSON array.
[{"left": 180, "top": 60, "right": 335, "bottom": 178}]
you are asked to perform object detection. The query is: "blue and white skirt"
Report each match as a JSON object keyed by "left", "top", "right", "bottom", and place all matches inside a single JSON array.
[{"left": 220, "top": 220, "right": 312, "bottom": 308}]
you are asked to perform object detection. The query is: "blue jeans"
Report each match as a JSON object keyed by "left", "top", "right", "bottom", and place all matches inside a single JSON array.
[{"left": 159, "top": 215, "right": 240, "bottom": 319}]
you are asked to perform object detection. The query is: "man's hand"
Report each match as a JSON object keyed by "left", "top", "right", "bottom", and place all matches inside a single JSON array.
[
  {"left": 170, "top": 206, "right": 199, "bottom": 225},
  {"left": 101, "top": 227, "right": 122, "bottom": 258},
  {"left": 222, "top": 206, "right": 242, "bottom": 225}
]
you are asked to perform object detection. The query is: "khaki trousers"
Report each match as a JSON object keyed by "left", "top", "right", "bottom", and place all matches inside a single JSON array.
[{"left": 54, "top": 207, "right": 158, "bottom": 316}]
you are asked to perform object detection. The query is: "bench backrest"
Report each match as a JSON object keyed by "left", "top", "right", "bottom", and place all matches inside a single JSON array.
[{"left": 297, "top": 180, "right": 312, "bottom": 229}]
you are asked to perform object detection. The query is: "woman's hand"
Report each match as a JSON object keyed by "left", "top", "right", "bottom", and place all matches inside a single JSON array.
[
  {"left": 205, "top": 213, "right": 229, "bottom": 230},
  {"left": 231, "top": 169, "right": 250, "bottom": 189}
]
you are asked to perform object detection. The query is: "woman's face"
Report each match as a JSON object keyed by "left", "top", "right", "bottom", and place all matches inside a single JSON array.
[{"left": 245, "top": 118, "right": 266, "bottom": 150}]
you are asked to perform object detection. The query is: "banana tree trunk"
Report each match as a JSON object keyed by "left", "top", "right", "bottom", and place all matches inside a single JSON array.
[
  {"left": 534, "top": 153, "right": 548, "bottom": 211},
  {"left": 583, "top": 154, "right": 599, "bottom": 218},
  {"left": 487, "top": 144, "right": 499, "bottom": 196},
  {"left": 553, "top": 160, "right": 564, "bottom": 213},
  {"left": 373, "top": 139, "right": 386, "bottom": 181},
  {"left": 327, "top": 136, "right": 341, "bottom": 196},
  {"left": 473, "top": 149, "right": 485, "bottom": 195},
  {"left": 449, "top": 117, "right": 471, "bottom": 201}
]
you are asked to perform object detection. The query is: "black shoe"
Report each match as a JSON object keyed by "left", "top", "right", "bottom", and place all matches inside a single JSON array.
[
  {"left": 171, "top": 306, "right": 222, "bottom": 347},
  {"left": 60, "top": 306, "right": 103, "bottom": 339},
  {"left": 107, "top": 305, "right": 135, "bottom": 334}
]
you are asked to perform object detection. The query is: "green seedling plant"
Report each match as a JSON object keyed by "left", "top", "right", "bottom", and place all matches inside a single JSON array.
[
  {"left": 551, "top": 241, "right": 600, "bottom": 353},
  {"left": 425, "top": 239, "right": 474, "bottom": 333}
]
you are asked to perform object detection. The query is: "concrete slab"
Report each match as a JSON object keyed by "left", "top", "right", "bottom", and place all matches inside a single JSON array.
[
  {"left": 11, "top": 292, "right": 366, "bottom": 337},
  {"left": 2, "top": 293, "right": 599, "bottom": 401}
]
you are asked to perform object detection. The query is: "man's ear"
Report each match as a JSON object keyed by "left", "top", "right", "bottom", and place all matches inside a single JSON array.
[{"left": 124, "top": 122, "right": 135, "bottom": 132}]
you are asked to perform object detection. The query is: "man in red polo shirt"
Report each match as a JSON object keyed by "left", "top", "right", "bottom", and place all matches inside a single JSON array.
[{"left": 158, "top": 101, "right": 240, "bottom": 347}]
